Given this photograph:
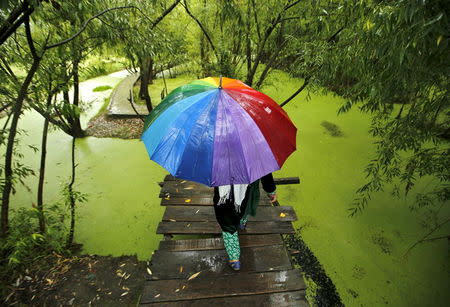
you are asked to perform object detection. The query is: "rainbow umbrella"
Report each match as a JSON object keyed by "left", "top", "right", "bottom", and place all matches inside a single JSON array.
[{"left": 141, "top": 77, "right": 297, "bottom": 187}]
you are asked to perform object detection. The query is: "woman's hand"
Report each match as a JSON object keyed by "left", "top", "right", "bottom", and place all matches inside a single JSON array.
[{"left": 268, "top": 193, "right": 277, "bottom": 203}]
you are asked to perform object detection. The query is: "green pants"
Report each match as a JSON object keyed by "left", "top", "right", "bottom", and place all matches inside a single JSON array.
[{"left": 222, "top": 216, "right": 248, "bottom": 260}]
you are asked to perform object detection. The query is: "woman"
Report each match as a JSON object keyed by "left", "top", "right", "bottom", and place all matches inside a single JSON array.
[{"left": 213, "top": 173, "right": 277, "bottom": 271}]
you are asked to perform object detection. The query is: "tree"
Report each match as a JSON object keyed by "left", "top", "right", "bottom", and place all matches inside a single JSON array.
[
  {"left": 0, "top": 1, "right": 137, "bottom": 238},
  {"left": 289, "top": 1, "right": 449, "bottom": 231}
]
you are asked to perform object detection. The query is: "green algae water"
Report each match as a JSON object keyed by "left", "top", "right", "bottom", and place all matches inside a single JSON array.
[{"left": 4, "top": 71, "right": 449, "bottom": 306}]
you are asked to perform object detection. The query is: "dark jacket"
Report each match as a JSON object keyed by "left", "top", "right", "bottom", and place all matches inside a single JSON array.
[{"left": 213, "top": 173, "right": 276, "bottom": 233}]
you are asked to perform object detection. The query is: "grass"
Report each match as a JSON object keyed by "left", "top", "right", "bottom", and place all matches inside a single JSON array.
[{"left": 92, "top": 85, "right": 112, "bottom": 92}]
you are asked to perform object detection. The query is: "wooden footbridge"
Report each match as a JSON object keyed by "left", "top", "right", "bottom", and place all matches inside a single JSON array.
[{"left": 139, "top": 175, "right": 308, "bottom": 306}]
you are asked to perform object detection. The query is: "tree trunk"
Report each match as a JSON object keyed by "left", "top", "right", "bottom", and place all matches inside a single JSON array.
[
  {"left": 139, "top": 56, "right": 153, "bottom": 113},
  {"left": 37, "top": 92, "right": 52, "bottom": 233},
  {"left": 63, "top": 89, "right": 73, "bottom": 126},
  {"left": 66, "top": 137, "right": 76, "bottom": 247},
  {"left": 1, "top": 57, "right": 40, "bottom": 238},
  {"left": 71, "top": 57, "right": 84, "bottom": 137}
]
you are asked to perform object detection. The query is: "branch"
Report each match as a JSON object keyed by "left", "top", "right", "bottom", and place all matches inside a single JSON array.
[
  {"left": 151, "top": 0, "right": 182, "bottom": 29},
  {"left": 24, "top": 17, "right": 38, "bottom": 59},
  {"left": 28, "top": 100, "right": 72, "bottom": 134},
  {"left": 182, "top": 0, "right": 217, "bottom": 56},
  {"left": 246, "top": 1, "right": 302, "bottom": 85},
  {"left": 45, "top": 6, "right": 138, "bottom": 50},
  {"left": 0, "top": 57, "right": 18, "bottom": 82},
  {"left": 0, "top": 0, "right": 35, "bottom": 46},
  {"left": 128, "top": 90, "right": 145, "bottom": 122},
  {"left": 402, "top": 218, "right": 450, "bottom": 258},
  {"left": 284, "top": 0, "right": 303, "bottom": 11},
  {"left": 250, "top": 0, "right": 261, "bottom": 41},
  {"left": 327, "top": 26, "right": 344, "bottom": 43},
  {"left": 278, "top": 25, "right": 344, "bottom": 107},
  {"left": 280, "top": 77, "right": 310, "bottom": 107},
  {"left": 0, "top": 102, "right": 13, "bottom": 113}
]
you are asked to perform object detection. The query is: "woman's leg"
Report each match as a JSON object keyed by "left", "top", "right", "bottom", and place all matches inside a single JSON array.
[{"left": 222, "top": 231, "right": 240, "bottom": 261}]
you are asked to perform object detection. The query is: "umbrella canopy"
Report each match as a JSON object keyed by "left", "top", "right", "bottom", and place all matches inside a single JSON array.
[{"left": 141, "top": 77, "right": 297, "bottom": 187}]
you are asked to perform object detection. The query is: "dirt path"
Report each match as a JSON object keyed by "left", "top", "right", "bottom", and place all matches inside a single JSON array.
[{"left": 7, "top": 255, "right": 148, "bottom": 306}]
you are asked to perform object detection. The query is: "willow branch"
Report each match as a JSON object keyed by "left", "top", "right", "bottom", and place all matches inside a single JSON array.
[
  {"left": 45, "top": 6, "right": 137, "bottom": 50},
  {"left": 182, "top": 0, "right": 217, "bottom": 57},
  {"left": 280, "top": 77, "right": 310, "bottom": 107},
  {"left": 151, "top": 0, "right": 182, "bottom": 29},
  {"left": 402, "top": 218, "right": 450, "bottom": 258}
]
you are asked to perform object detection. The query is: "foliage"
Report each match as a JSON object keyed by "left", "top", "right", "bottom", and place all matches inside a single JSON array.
[
  {"left": 288, "top": 0, "right": 450, "bottom": 216},
  {"left": 0, "top": 204, "right": 70, "bottom": 297}
]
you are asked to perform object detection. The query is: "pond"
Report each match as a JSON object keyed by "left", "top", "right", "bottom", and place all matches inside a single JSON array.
[{"left": 5, "top": 70, "right": 449, "bottom": 306}]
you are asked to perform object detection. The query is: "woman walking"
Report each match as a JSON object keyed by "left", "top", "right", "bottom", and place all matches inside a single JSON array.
[{"left": 213, "top": 173, "right": 277, "bottom": 271}]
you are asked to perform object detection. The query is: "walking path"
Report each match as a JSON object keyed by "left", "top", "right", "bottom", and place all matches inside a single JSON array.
[
  {"left": 139, "top": 175, "right": 308, "bottom": 306},
  {"left": 107, "top": 73, "right": 148, "bottom": 117}
]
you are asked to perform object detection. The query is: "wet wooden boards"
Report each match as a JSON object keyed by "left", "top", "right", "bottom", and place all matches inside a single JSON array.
[
  {"left": 162, "top": 206, "right": 297, "bottom": 222},
  {"left": 139, "top": 176, "right": 307, "bottom": 306},
  {"left": 158, "top": 234, "right": 283, "bottom": 251},
  {"left": 148, "top": 244, "right": 292, "bottom": 279},
  {"left": 140, "top": 269, "right": 306, "bottom": 304}
]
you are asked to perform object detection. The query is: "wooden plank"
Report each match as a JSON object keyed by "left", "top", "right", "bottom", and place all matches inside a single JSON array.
[
  {"left": 158, "top": 234, "right": 283, "bottom": 251},
  {"left": 274, "top": 177, "right": 300, "bottom": 185},
  {"left": 162, "top": 206, "right": 297, "bottom": 222},
  {"left": 148, "top": 244, "right": 292, "bottom": 280},
  {"left": 160, "top": 197, "right": 272, "bottom": 206},
  {"left": 140, "top": 291, "right": 308, "bottom": 306},
  {"left": 156, "top": 221, "right": 295, "bottom": 235},
  {"left": 140, "top": 269, "right": 306, "bottom": 304}
]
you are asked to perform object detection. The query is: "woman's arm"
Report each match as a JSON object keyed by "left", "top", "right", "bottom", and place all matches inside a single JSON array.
[{"left": 261, "top": 173, "right": 277, "bottom": 203}]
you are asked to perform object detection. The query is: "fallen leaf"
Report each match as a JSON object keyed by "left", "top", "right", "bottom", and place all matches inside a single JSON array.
[
  {"left": 185, "top": 199, "right": 191, "bottom": 203},
  {"left": 279, "top": 213, "right": 286, "bottom": 218},
  {"left": 24, "top": 276, "right": 32, "bottom": 281},
  {"left": 187, "top": 223, "right": 191, "bottom": 227},
  {"left": 122, "top": 286, "right": 130, "bottom": 291},
  {"left": 175, "top": 288, "right": 180, "bottom": 292},
  {"left": 120, "top": 292, "right": 129, "bottom": 297},
  {"left": 195, "top": 209, "right": 199, "bottom": 214},
  {"left": 179, "top": 266, "right": 183, "bottom": 273},
  {"left": 188, "top": 271, "right": 201, "bottom": 280},
  {"left": 184, "top": 186, "right": 194, "bottom": 190},
  {"left": 169, "top": 219, "right": 177, "bottom": 222},
  {"left": 154, "top": 294, "right": 161, "bottom": 298},
  {"left": 147, "top": 268, "right": 153, "bottom": 275},
  {"left": 182, "top": 285, "right": 186, "bottom": 289},
  {"left": 119, "top": 263, "right": 126, "bottom": 267}
]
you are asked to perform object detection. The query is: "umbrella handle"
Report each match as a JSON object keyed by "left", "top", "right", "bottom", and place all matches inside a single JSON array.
[{"left": 219, "top": 75, "right": 222, "bottom": 88}]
